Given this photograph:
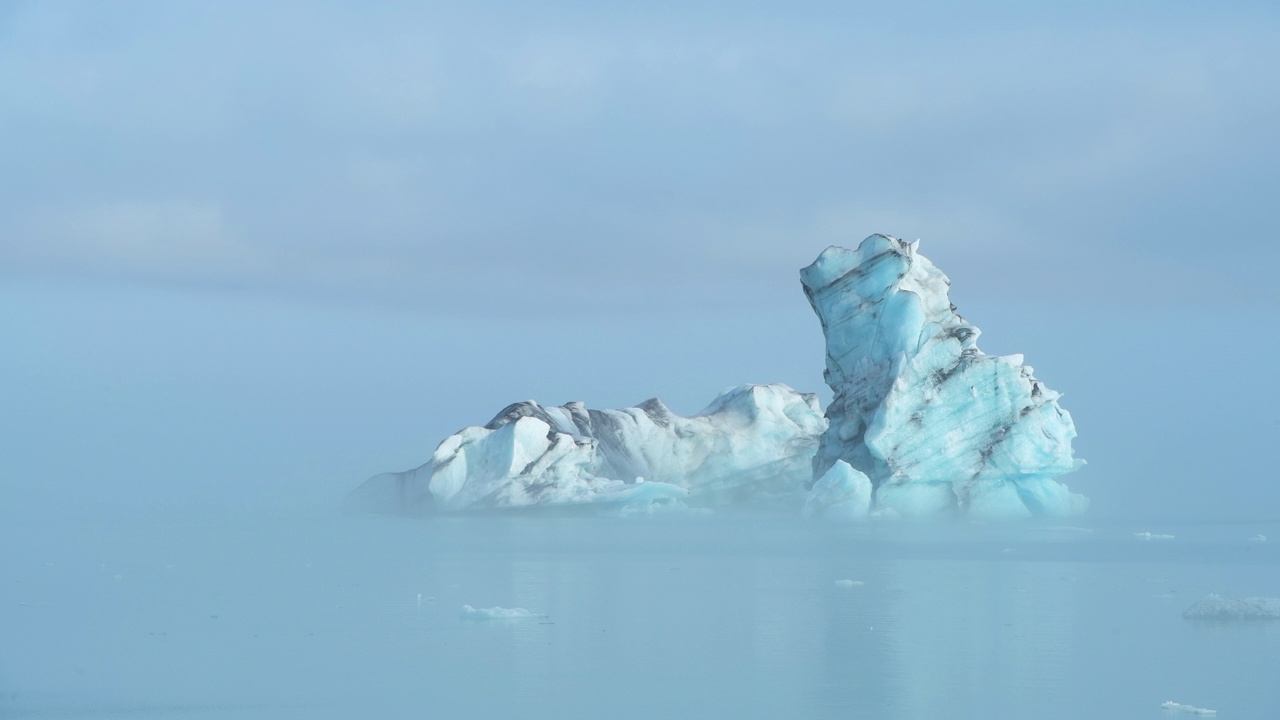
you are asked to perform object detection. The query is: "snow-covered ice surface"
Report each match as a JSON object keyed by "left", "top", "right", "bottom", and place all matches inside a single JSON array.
[
  {"left": 1181, "top": 593, "right": 1280, "bottom": 620},
  {"left": 3, "top": 513, "right": 1278, "bottom": 720},
  {"left": 347, "top": 383, "right": 825, "bottom": 514},
  {"left": 801, "top": 235, "right": 1085, "bottom": 518}
]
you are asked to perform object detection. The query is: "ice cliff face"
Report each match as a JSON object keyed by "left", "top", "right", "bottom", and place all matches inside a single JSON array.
[
  {"left": 346, "top": 384, "right": 826, "bottom": 514},
  {"left": 800, "top": 234, "right": 1085, "bottom": 518}
]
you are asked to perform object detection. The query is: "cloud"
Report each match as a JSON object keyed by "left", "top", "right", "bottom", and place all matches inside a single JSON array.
[
  {"left": 0, "top": 1, "right": 1276, "bottom": 313},
  {"left": 12, "top": 200, "right": 266, "bottom": 281}
]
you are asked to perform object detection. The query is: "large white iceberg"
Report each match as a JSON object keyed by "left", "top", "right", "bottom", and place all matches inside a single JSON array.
[
  {"left": 346, "top": 384, "right": 826, "bottom": 514},
  {"left": 800, "top": 235, "right": 1085, "bottom": 518}
]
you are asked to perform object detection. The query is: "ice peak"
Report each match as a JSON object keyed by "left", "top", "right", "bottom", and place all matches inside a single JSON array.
[{"left": 802, "top": 234, "right": 1084, "bottom": 518}]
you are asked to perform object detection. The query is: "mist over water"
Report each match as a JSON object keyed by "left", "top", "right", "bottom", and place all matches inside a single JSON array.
[
  {"left": 4, "top": 1, "right": 1279, "bottom": 717},
  {"left": 3, "top": 275, "right": 1278, "bottom": 718},
  {"left": 3, "top": 508, "right": 1276, "bottom": 719}
]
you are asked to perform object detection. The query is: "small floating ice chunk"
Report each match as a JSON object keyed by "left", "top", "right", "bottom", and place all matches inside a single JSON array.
[
  {"left": 1161, "top": 700, "right": 1217, "bottom": 715},
  {"left": 460, "top": 605, "right": 545, "bottom": 620},
  {"left": 1182, "top": 593, "right": 1280, "bottom": 620},
  {"left": 834, "top": 579, "right": 864, "bottom": 587},
  {"left": 1249, "top": 534, "right": 1266, "bottom": 543},
  {"left": 1134, "top": 532, "right": 1175, "bottom": 541}
]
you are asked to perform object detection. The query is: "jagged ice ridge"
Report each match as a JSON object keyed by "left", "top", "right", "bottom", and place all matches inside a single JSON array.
[{"left": 347, "top": 384, "right": 825, "bottom": 513}]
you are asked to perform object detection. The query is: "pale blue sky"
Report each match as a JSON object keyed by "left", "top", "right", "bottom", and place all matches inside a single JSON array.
[{"left": 2, "top": 1, "right": 1277, "bottom": 520}]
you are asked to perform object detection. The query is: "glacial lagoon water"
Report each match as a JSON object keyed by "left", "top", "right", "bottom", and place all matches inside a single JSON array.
[{"left": 2, "top": 512, "right": 1277, "bottom": 719}]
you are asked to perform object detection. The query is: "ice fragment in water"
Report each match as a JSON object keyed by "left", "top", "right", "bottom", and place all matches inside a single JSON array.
[
  {"left": 1182, "top": 593, "right": 1280, "bottom": 620},
  {"left": 834, "top": 579, "right": 864, "bottom": 587},
  {"left": 1134, "top": 532, "right": 1175, "bottom": 541},
  {"left": 1161, "top": 701, "right": 1217, "bottom": 715},
  {"left": 460, "top": 605, "right": 545, "bottom": 620}
]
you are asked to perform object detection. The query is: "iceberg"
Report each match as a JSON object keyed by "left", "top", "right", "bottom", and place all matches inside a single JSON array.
[
  {"left": 346, "top": 384, "right": 826, "bottom": 514},
  {"left": 351, "top": 233, "right": 1086, "bottom": 521},
  {"left": 800, "top": 235, "right": 1085, "bottom": 518},
  {"left": 1181, "top": 593, "right": 1280, "bottom": 620}
]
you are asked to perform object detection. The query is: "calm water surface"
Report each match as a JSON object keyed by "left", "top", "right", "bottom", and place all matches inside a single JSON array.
[{"left": 2, "top": 513, "right": 1277, "bottom": 718}]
